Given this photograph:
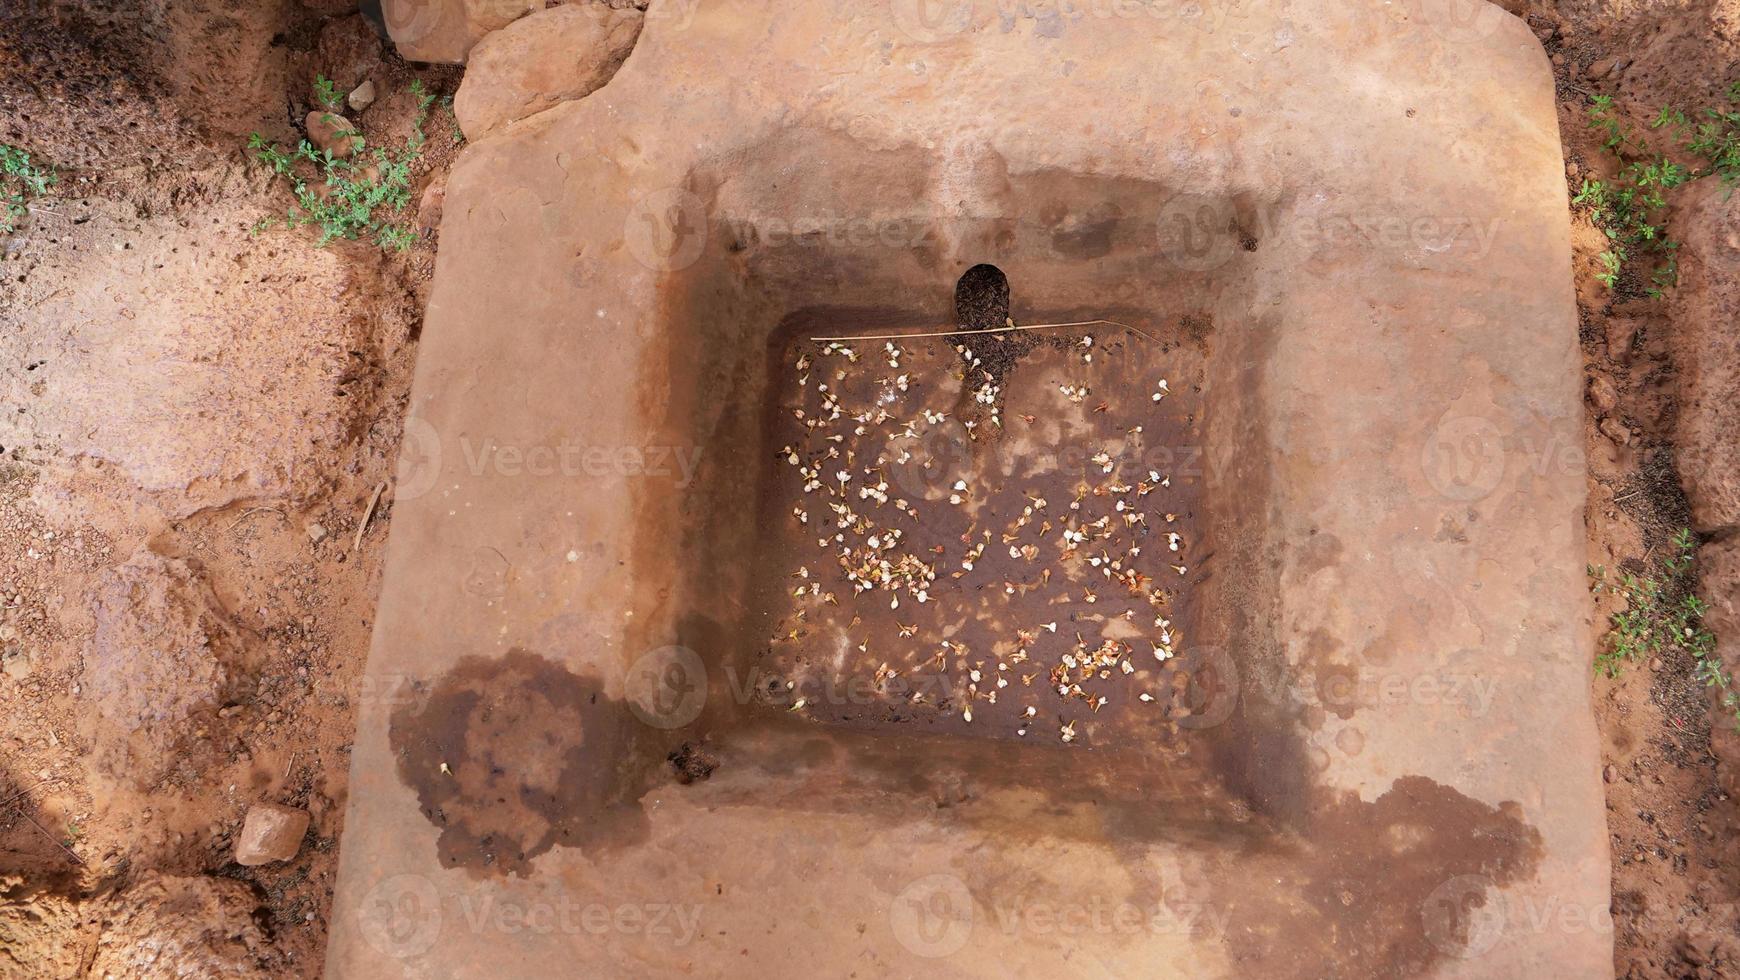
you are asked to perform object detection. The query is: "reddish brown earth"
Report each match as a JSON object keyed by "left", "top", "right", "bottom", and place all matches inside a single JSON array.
[
  {"left": 1526, "top": 1, "right": 1740, "bottom": 977},
  {"left": 0, "top": 3, "right": 456, "bottom": 975},
  {"left": 0, "top": 1, "right": 1736, "bottom": 977}
]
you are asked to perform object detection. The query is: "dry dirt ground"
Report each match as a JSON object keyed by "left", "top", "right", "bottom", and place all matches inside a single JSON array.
[{"left": 0, "top": 1, "right": 1736, "bottom": 977}]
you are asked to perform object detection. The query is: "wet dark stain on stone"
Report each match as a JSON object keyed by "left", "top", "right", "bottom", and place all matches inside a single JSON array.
[
  {"left": 666, "top": 740, "right": 718, "bottom": 784},
  {"left": 1219, "top": 776, "right": 1544, "bottom": 979},
  {"left": 1315, "top": 660, "right": 1363, "bottom": 721},
  {"left": 389, "top": 648, "right": 651, "bottom": 878}
]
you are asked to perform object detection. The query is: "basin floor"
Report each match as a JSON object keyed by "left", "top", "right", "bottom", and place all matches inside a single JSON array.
[{"left": 752, "top": 326, "right": 1213, "bottom": 747}]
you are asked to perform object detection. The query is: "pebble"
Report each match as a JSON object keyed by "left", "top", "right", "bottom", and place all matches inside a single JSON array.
[
  {"left": 1, "top": 647, "right": 31, "bottom": 681},
  {"left": 1598, "top": 417, "right": 1631, "bottom": 446},
  {"left": 347, "top": 79, "right": 376, "bottom": 113},
  {"left": 306, "top": 522, "right": 328, "bottom": 544},
  {"left": 304, "top": 110, "right": 359, "bottom": 159},
  {"left": 417, "top": 176, "right": 447, "bottom": 235},
  {"left": 235, "top": 803, "right": 311, "bottom": 866}
]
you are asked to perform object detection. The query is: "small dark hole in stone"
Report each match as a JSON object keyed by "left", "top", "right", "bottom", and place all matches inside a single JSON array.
[{"left": 954, "top": 263, "right": 1009, "bottom": 331}]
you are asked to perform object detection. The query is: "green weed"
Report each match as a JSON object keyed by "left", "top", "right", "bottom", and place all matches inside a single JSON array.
[
  {"left": 1590, "top": 529, "right": 1737, "bottom": 729},
  {"left": 1576, "top": 85, "right": 1740, "bottom": 297},
  {"left": 0, "top": 143, "right": 56, "bottom": 235},
  {"left": 314, "top": 73, "right": 343, "bottom": 112},
  {"left": 247, "top": 82, "right": 436, "bottom": 252}
]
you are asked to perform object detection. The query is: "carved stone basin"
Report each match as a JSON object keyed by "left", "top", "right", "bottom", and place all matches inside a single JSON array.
[{"left": 328, "top": 2, "right": 1608, "bottom": 977}]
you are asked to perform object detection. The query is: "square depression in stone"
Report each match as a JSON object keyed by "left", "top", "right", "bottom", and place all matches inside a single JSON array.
[
  {"left": 329, "top": 3, "right": 1607, "bottom": 977},
  {"left": 747, "top": 310, "right": 1214, "bottom": 747}
]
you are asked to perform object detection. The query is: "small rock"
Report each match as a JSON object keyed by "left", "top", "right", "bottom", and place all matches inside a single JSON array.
[
  {"left": 1650, "top": 657, "right": 1663, "bottom": 671},
  {"left": 417, "top": 176, "right": 447, "bottom": 234},
  {"left": 381, "top": 0, "right": 542, "bottom": 65},
  {"left": 452, "top": 3, "right": 645, "bottom": 140},
  {"left": 1599, "top": 417, "right": 1631, "bottom": 445},
  {"left": 1587, "top": 373, "right": 1620, "bottom": 413},
  {"left": 1588, "top": 57, "right": 1616, "bottom": 79},
  {"left": 348, "top": 79, "right": 376, "bottom": 113},
  {"left": 1, "top": 647, "right": 31, "bottom": 681},
  {"left": 1550, "top": 53, "right": 1564, "bottom": 67},
  {"left": 305, "top": 111, "right": 360, "bottom": 159},
  {"left": 1566, "top": 161, "right": 1579, "bottom": 179},
  {"left": 234, "top": 803, "right": 310, "bottom": 866},
  {"left": 1603, "top": 764, "right": 1615, "bottom": 783},
  {"left": 306, "top": 522, "right": 329, "bottom": 545},
  {"left": 1605, "top": 317, "right": 1640, "bottom": 362}
]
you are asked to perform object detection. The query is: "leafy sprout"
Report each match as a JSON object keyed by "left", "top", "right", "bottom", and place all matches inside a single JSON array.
[
  {"left": 0, "top": 143, "right": 56, "bottom": 235},
  {"left": 247, "top": 82, "right": 442, "bottom": 252},
  {"left": 314, "top": 74, "right": 344, "bottom": 112},
  {"left": 1591, "top": 529, "right": 1737, "bottom": 730},
  {"left": 1575, "top": 83, "right": 1740, "bottom": 296}
]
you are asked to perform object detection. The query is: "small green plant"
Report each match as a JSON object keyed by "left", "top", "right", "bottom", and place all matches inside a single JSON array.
[
  {"left": 1590, "top": 529, "right": 1737, "bottom": 729},
  {"left": 1576, "top": 85, "right": 1740, "bottom": 297},
  {"left": 441, "top": 93, "right": 464, "bottom": 145},
  {"left": 247, "top": 83, "right": 435, "bottom": 251},
  {"left": 314, "top": 73, "right": 343, "bottom": 112},
  {"left": 1654, "top": 80, "right": 1740, "bottom": 185},
  {"left": 410, "top": 79, "right": 436, "bottom": 133},
  {"left": 0, "top": 143, "right": 56, "bottom": 235}
]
